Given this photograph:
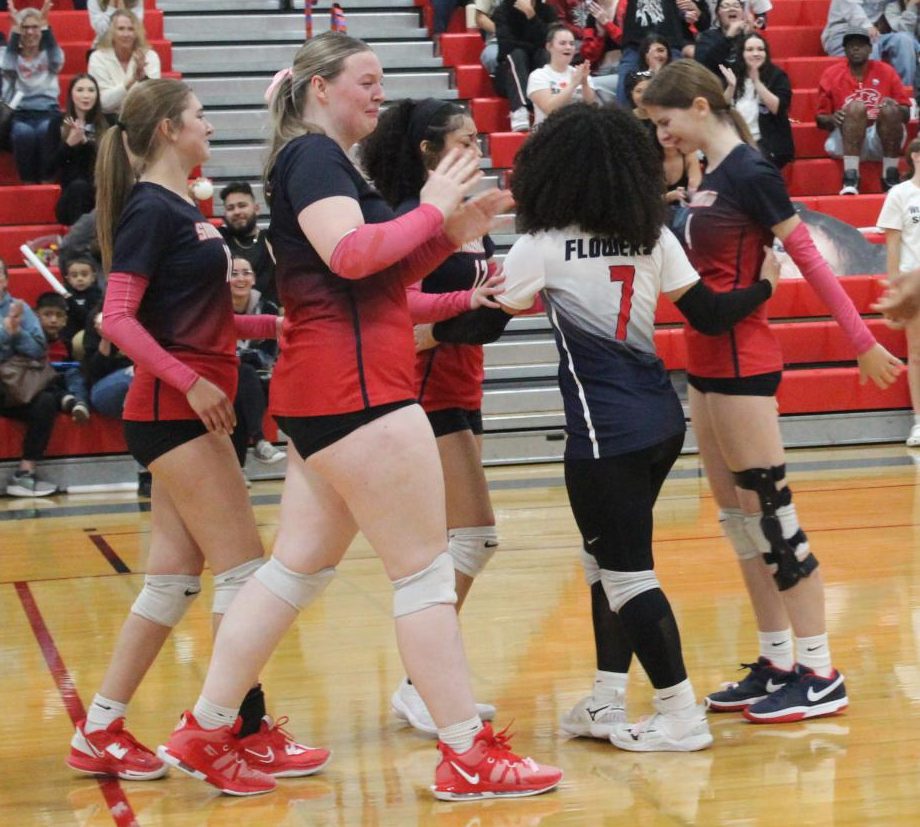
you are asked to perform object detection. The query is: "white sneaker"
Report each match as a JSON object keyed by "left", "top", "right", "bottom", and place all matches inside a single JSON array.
[
  {"left": 6, "top": 470, "right": 57, "bottom": 497},
  {"left": 560, "top": 694, "right": 626, "bottom": 739},
  {"left": 391, "top": 678, "right": 495, "bottom": 736},
  {"left": 907, "top": 423, "right": 920, "bottom": 447},
  {"left": 254, "top": 439, "right": 286, "bottom": 463},
  {"left": 610, "top": 704, "right": 713, "bottom": 753},
  {"left": 510, "top": 107, "right": 530, "bottom": 132}
]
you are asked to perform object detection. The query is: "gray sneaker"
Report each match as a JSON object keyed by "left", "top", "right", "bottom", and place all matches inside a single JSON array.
[
  {"left": 254, "top": 439, "right": 286, "bottom": 463},
  {"left": 7, "top": 471, "right": 57, "bottom": 497}
]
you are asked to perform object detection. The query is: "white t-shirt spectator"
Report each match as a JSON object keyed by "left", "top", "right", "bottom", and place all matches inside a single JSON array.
[
  {"left": 877, "top": 179, "right": 920, "bottom": 273},
  {"left": 527, "top": 65, "right": 595, "bottom": 126}
]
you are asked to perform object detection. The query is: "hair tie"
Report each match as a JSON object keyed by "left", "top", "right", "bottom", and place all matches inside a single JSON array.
[
  {"left": 115, "top": 119, "right": 127, "bottom": 131},
  {"left": 265, "top": 67, "right": 294, "bottom": 104},
  {"left": 408, "top": 99, "right": 455, "bottom": 151}
]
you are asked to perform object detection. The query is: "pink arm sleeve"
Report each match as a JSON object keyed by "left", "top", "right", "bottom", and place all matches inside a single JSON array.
[
  {"left": 405, "top": 279, "right": 474, "bottom": 323},
  {"left": 782, "top": 222, "right": 876, "bottom": 355},
  {"left": 101, "top": 272, "right": 199, "bottom": 394},
  {"left": 329, "top": 203, "right": 447, "bottom": 280},
  {"left": 233, "top": 314, "right": 278, "bottom": 340},
  {"left": 394, "top": 232, "right": 458, "bottom": 286}
]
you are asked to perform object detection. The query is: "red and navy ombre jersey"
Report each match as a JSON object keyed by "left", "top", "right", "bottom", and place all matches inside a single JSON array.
[
  {"left": 682, "top": 143, "right": 795, "bottom": 378},
  {"left": 269, "top": 134, "right": 416, "bottom": 417},
  {"left": 112, "top": 182, "right": 237, "bottom": 421}
]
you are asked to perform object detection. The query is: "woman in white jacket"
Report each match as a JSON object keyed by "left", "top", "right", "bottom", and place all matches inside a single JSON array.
[
  {"left": 87, "top": 0, "right": 144, "bottom": 46},
  {"left": 87, "top": 9, "right": 159, "bottom": 115}
]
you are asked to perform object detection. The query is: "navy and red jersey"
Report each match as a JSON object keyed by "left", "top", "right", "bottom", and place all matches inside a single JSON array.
[
  {"left": 268, "top": 134, "right": 416, "bottom": 417},
  {"left": 681, "top": 143, "right": 795, "bottom": 379},
  {"left": 397, "top": 196, "right": 494, "bottom": 413},
  {"left": 112, "top": 182, "right": 237, "bottom": 421}
]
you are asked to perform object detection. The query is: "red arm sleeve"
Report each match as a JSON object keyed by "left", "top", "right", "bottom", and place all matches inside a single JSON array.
[
  {"left": 329, "top": 203, "right": 447, "bottom": 280},
  {"left": 233, "top": 314, "right": 278, "bottom": 340},
  {"left": 405, "top": 279, "right": 474, "bottom": 323},
  {"left": 101, "top": 272, "right": 199, "bottom": 394},
  {"left": 394, "top": 232, "right": 458, "bottom": 286}
]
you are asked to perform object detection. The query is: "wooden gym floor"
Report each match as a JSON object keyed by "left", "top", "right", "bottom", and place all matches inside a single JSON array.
[{"left": 2, "top": 443, "right": 919, "bottom": 826}]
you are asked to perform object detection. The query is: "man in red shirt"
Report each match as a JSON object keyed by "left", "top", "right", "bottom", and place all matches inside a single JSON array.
[{"left": 816, "top": 27, "right": 911, "bottom": 195}]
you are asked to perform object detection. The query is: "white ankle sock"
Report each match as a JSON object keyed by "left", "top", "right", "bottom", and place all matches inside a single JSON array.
[
  {"left": 758, "top": 628, "right": 794, "bottom": 671},
  {"left": 438, "top": 715, "right": 483, "bottom": 753},
  {"left": 843, "top": 156, "right": 859, "bottom": 174},
  {"left": 795, "top": 633, "right": 833, "bottom": 677},
  {"left": 653, "top": 678, "right": 697, "bottom": 717},
  {"left": 593, "top": 670, "right": 627, "bottom": 705},
  {"left": 193, "top": 696, "right": 238, "bottom": 731},
  {"left": 85, "top": 694, "right": 127, "bottom": 734}
]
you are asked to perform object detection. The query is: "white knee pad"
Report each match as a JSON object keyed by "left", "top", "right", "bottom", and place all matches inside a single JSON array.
[
  {"left": 131, "top": 574, "right": 201, "bottom": 627},
  {"left": 599, "top": 569, "right": 660, "bottom": 613},
  {"left": 719, "top": 508, "right": 761, "bottom": 561},
  {"left": 392, "top": 551, "right": 457, "bottom": 618},
  {"left": 579, "top": 546, "right": 601, "bottom": 586},
  {"left": 253, "top": 556, "right": 336, "bottom": 611},
  {"left": 448, "top": 525, "right": 499, "bottom": 578},
  {"left": 212, "top": 557, "right": 264, "bottom": 615}
]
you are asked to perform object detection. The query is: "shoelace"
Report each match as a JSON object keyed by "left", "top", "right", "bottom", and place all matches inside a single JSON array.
[
  {"left": 265, "top": 716, "right": 300, "bottom": 746},
  {"left": 484, "top": 724, "right": 523, "bottom": 763}
]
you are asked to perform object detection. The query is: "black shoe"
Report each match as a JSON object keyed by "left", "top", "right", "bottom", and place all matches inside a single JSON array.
[
  {"left": 137, "top": 471, "right": 152, "bottom": 498},
  {"left": 839, "top": 170, "right": 859, "bottom": 195},
  {"left": 882, "top": 167, "right": 901, "bottom": 192}
]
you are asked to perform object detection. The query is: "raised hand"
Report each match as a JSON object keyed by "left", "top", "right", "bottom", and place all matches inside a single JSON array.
[
  {"left": 420, "top": 147, "right": 483, "bottom": 219},
  {"left": 470, "top": 270, "right": 505, "bottom": 309},
  {"left": 872, "top": 269, "right": 920, "bottom": 323},
  {"left": 443, "top": 188, "right": 515, "bottom": 248},
  {"left": 3, "top": 300, "right": 24, "bottom": 336}
]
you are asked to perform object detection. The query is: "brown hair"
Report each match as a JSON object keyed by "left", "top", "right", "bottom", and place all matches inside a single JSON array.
[
  {"left": 263, "top": 31, "right": 373, "bottom": 187},
  {"left": 95, "top": 78, "right": 192, "bottom": 272},
  {"left": 905, "top": 136, "right": 920, "bottom": 178},
  {"left": 61, "top": 73, "right": 109, "bottom": 143},
  {"left": 641, "top": 58, "right": 755, "bottom": 146},
  {"left": 97, "top": 9, "right": 150, "bottom": 52}
]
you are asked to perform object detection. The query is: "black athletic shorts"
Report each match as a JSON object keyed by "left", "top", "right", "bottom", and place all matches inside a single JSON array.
[
  {"left": 124, "top": 419, "right": 208, "bottom": 468},
  {"left": 426, "top": 407, "right": 483, "bottom": 438},
  {"left": 276, "top": 399, "right": 415, "bottom": 460},
  {"left": 687, "top": 371, "right": 782, "bottom": 397}
]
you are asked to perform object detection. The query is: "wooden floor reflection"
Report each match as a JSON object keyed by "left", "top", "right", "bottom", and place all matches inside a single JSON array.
[{"left": 2, "top": 444, "right": 920, "bottom": 826}]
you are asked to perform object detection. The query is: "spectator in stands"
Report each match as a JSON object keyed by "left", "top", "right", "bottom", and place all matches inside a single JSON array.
[
  {"left": 87, "top": 0, "right": 144, "bottom": 47},
  {"left": 815, "top": 27, "right": 910, "bottom": 195},
  {"left": 615, "top": 0, "right": 707, "bottom": 105},
  {"left": 580, "top": 0, "right": 623, "bottom": 103},
  {"left": 876, "top": 136, "right": 920, "bottom": 446},
  {"left": 695, "top": 0, "right": 751, "bottom": 75},
  {"left": 218, "top": 182, "right": 277, "bottom": 306},
  {"left": 719, "top": 32, "right": 794, "bottom": 168},
  {"left": 432, "top": 0, "right": 464, "bottom": 34},
  {"left": 58, "top": 209, "right": 102, "bottom": 278},
  {"left": 62, "top": 255, "right": 103, "bottom": 345},
  {"left": 493, "top": 0, "right": 559, "bottom": 132},
  {"left": 35, "top": 291, "right": 91, "bottom": 423},
  {"left": 0, "top": 257, "right": 58, "bottom": 497},
  {"left": 2, "top": 3, "right": 63, "bottom": 184},
  {"left": 527, "top": 23, "right": 597, "bottom": 127},
  {"left": 638, "top": 32, "right": 674, "bottom": 71},
  {"left": 47, "top": 74, "right": 109, "bottom": 226},
  {"left": 88, "top": 10, "right": 160, "bottom": 116},
  {"left": 228, "top": 256, "right": 285, "bottom": 467},
  {"left": 82, "top": 302, "right": 133, "bottom": 418},
  {"left": 472, "top": 0, "right": 500, "bottom": 75},
  {"left": 821, "top": 0, "right": 917, "bottom": 89}
]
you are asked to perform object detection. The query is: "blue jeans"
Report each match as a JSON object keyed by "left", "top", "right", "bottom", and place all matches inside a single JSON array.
[
  {"left": 90, "top": 368, "right": 133, "bottom": 418},
  {"left": 10, "top": 110, "right": 59, "bottom": 183},
  {"left": 52, "top": 365, "right": 89, "bottom": 406}
]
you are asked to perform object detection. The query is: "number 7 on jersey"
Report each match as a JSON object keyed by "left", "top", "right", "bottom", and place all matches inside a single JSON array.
[{"left": 609, "top": 265, "right": 635, "bottom": 340}]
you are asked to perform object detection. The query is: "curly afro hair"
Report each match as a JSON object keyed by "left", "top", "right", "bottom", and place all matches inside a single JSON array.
[
  {"left": 360, "top": 98, "right": 467, "bottom": 208},
  {"left": 511, "top": 103, "right": 665, "bottom": 249}
]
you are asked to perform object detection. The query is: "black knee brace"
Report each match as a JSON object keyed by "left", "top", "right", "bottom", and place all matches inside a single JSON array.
[{"left": 733, "top": 465, "right": 818, "bottom": 591}]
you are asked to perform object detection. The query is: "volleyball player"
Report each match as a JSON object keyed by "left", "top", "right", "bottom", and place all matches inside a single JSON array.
[
  {"left": 642, "top": 60, "right": 901, "bottom": 722},
  {"left": 430, "top": 103, "right": 779, "bottom": 751},
  {"left": 66, "top": 79, "right": 327, "bottom": 785},
  {"left": 156, "top": 33, "right": 562, "bottom": 799},
  {"left": 361, "top": 98, "right": 504, "bottom": 734}
]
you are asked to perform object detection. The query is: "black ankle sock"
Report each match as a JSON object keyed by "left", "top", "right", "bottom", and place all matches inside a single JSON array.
[{"left": 238, "top": 683, "right": 266, "bottom": 738}]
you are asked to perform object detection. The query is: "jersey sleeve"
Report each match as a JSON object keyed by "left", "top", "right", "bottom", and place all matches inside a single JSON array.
[
  {"left": 735, "top": 155, "right": 796, "bottom": 229},
  {"left": 282, "top": 136, "right": 362, "bottom": 215},
  {"left": 658, "top": 228, "right": 700, "bottom": 294},
  {"left": 876, "top": 186, "right": 906, "bottom": 231},
  {"left": 498, "top": 235, "right": 545, "bottom": 310},
  {"left": 111, "top": 193, "right": 172, "bottom": 279}
]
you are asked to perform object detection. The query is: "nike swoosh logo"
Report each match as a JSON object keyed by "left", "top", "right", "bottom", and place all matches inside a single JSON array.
[
  {"left": 771, "top": 642, "right": 787, "bottom": 647},
  {"left": 586, "top": 537, "right": 600, "bottom": 547},
  {"left": 449, "top": 761, "right": 480, "bottom": 785},
  {"left": 806, "top": 674, "right": 844, "bottom": 703},
  {"left": 245, "top": 747, "right": 273, "bottom": 762},
  {"left": 184, "top": 588, "right": 201, "bottom": 596},
  {"left": 806, "top": 645, "right": 823, "bottom": 652},
  {"left": 765, "top": 678, "right": 786, "bottom": 692}
]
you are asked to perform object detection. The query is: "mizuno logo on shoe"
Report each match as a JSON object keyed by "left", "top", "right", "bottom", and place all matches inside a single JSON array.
[
  {"left": 449, "top": 762, "right": 480, "bottom": 785},
  {"left": 806, "top": 675, "right": 844, "bottom": 703},
  {"left": 245, "top": 747, "right": 273, "bottom": 762},
  {"left": 586, "top": 705, "right": 609, "bottom": 720},
  {"left": 765, "top": 678, "right": 785, "bottom": 692}
]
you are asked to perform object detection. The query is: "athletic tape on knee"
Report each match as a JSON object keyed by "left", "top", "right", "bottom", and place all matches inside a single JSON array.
[
  {"left": 392, "top": 551, "right": 457, "bottom": 618},
  {"left": 719, "top": 508, "right": 761, "bottom": 561},
  {"left": 448, "top": 525, "right": 499, "bottom": 578},
  {"left": 599, "top": 569, "right": 660, "bottom": 613},
  {"left": 579, "top": 546, "right": 602, "bottom": 586},
  {"left": 212, "top": 557, "right": 264, "bottom": 615},
  {"left": 253, "top": 556, "right": 335, "bottom": 611},
  {"left": 131, "top": 574, "right": 201, "bottom": 627}
]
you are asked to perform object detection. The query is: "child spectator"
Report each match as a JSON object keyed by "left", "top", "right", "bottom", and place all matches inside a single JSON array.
[
  {"left": 82, "top": 302, "right": 132, "bottom": 417},
  {"left": 35, "top": 292, "right": 90, "bottom": 422},
  {"left": 61, "top": 255, "right": 103, "bottom": 345}
]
